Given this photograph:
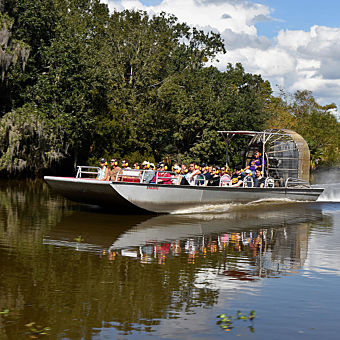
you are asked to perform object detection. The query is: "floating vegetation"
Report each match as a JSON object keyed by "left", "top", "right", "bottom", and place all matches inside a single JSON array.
[
  {"left": 0, "top": 309, "right": 9, "bottom": 316},
  {"left": 217, "top": 310, "right": 255, "bottom": 332},
  {"left": 74, "top": 235, "right": 84, "bottom": 242},
  {"left": 25, "top": 322, "right": 51, "bottom": 338}
]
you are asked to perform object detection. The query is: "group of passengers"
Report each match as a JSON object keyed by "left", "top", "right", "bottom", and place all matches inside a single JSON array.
[
  {"left": 96, "top": 150, "right": 266, "bottom": 187},
  {"left": 97, "top": 158, "right": 157, "bottom": 182}
]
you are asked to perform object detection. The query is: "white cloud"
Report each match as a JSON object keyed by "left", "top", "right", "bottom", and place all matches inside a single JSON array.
[
  {"left": 105, "top": 0, "right": 340, "bottom": 110},
  {"left": 277, "top": 29, "right": 312, "bottom": 51},
  {"left": 108, "top": 0, "right": 268, "bottom": 34},
  {"left": 249, "top": 14, "right": 274, "bottom": 25},
  {"left": 221, "top": 29, "right": 272, "bottom": 50}
]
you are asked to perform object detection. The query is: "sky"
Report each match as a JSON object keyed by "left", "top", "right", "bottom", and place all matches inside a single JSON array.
[{"left": 102, "top": 0, "right": 340, "bottom": 116}]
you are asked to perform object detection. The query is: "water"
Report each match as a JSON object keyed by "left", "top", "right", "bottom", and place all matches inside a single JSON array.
[{"left": 1, "top": 177, "right": 340, "bottom": 339}]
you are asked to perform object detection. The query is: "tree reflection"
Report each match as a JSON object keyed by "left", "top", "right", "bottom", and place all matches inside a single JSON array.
[{"left": 0, "top": 181, "right": 333, "bottom": 338}]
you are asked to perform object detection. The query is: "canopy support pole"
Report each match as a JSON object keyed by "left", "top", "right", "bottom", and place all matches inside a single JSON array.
[
  {"left": 221, "top": 133, "right": 235, "bottom": 169},
  {"left": 262, "top": 132, "right": 266, "bottom": 175}
]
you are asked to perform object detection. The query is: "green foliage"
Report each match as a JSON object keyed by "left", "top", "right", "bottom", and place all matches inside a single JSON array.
[
  {"left": 217, "top": 310, "right": 256, "bottom": 332},
  {"left": 0, "top": 103, "right": 68, "bottom": 175},
  {"left": 25, "top": 322, "right": 51, "bottom": 337},
  {"left": 0, "top": 309, "right": 9, "bottom": 315},
  {"left": 74, "top": 235, "right": 84, "bottom": 242},
  {"left": 0, "top": 11, "right": 30, "bottom": 83},
  {"left": 0, "top": 0, "right": 337, "bottom": 177},
  {"left": 266, "top": 90, "right": 340, "bottom": 166},
  {"left": 1, "top": 1, "right": 229, "bottom": 175},
  {"left": 167, "top": 64, "right": 272, "bottom": 165}
]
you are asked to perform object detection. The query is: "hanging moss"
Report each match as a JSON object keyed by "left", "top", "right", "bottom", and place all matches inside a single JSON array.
[
  {"left": 0, "top": 12, "right": 30, "bottom": 80},
  {"left": 0, "top": 104, "right": 67, "bottom": 175}
]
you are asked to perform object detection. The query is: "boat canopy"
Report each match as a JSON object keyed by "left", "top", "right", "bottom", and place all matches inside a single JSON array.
[{"left": 218, "top": 129, "right": 310, "bottom": 182}]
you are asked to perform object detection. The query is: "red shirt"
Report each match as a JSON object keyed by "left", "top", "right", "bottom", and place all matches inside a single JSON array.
[{"left": 157, "top": 172, "right": 172, "bottom": 185}]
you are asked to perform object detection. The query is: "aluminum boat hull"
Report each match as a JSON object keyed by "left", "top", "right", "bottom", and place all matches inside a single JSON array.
[{"left": 44, "top": 176, "right": 324, "bottom": 213}]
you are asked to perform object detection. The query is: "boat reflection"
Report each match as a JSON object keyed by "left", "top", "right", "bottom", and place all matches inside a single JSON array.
[{"left": 44, "top": 202, "right": 324, "bottom": 281}]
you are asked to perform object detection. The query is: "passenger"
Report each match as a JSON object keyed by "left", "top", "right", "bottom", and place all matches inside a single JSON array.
[
  {"left": 141, "top": 161, "right": 155, "bottom": 183},
  {"left": 172, "top": 163, "right": 180, "bottom": 172},
  {"left": 149, "top": 163, "right": 159, "bottom": 184},
  {"left": 133, "top": 162, "right": 140, "bottom": 170},
  {"left": 172, "top": 164, "right": 180, "bottom": 172},
  {"left": 245, "top": 150, "right": 265, "bottom": 174},
  {"left": 181, "top": 164, "right": 188, "bottom": 173},
  {"left": 142, "top": 160, "right": 150, "bottom": 170},
  {"left": 103, "top": 160, "right": 111, "bottom": 181},
  {"left": 156, "top": 163, "right": 172, "bottom": 185},
  {"left": 220, "top": 166, "right": 231, "bottom": 186},
  {"left": 221, "top": 166, "right": 230, "bottom": 177},
  {"left": 109, "top": 158, "right": 121, "bottom": 181},
  {"left": 97, "top": 158, "right": 107, "bottom": 180},
  {"left": 207, "top": 167, "right": 220, "bottom": 186},
  {"left": 243, "top": 169, "right": 254, "bottom": 187},
  {"left": 230, "top": 167, "right": 244, "bottom": 187},
  {"left": 177, "top": 164, "right": 189, "bottom": 185},
  {"left": 186, "top": 162, "right": 201, "bottom": 186},
  {"left": 121, "top": 159, "right": 131, "bottom": 169},
  {"left": 202, "top": 164, "right": 212, "bottom": 182},
  {"left": 244, "top": 169, "right": 252, "bottom": 177},
  {"left": 254, "top": 169, "right": 265, "bottom": 188},
  {"left": 195, "top": 165, "right": 206, "bottom": 185},
  {"left": 172, "top": 164, "right": 182, "bottom": 185}
]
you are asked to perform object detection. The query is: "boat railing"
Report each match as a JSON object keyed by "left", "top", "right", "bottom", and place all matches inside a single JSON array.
[
  {"left": 243, "top": 176, "right": 254, "bottom": 187},
  {"left": 76, "top": 166, "right": 101, "bottom": 178},
  {"left": 75, "top": 166, "right": 311, "bottom": 188},
  {"left": 285, "top": 177, "right": 311, "bottom": 188},
  {"left": 115, "top": 169, "right": 179, "bottom": 184},
  {"left": 264, "top": 177, "right": 275, "bottom": 188},
  {"left": 154, "top": 171, "right": 179, "bottom": 185},
  {"left": 116, "top": 169, "right": 141, "bottom": 183}
]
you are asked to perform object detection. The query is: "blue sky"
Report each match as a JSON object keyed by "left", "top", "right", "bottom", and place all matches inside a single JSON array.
[
  {"left": 254, "top": 0, "right": 340, "bottom": 38},
  {"left": 140, "top": 0, "right": 340, "bottom": 38},
  {"left": 106, "top": 0, "right": 340, "bottom": 114}
]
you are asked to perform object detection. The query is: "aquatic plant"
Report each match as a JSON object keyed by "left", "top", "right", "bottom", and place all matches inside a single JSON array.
[
  {"left": 25, "top": 322, "right": 51, "bottom": 338},
  {"left": 0, "top": 309, "right": 9, "bottom": 316},
  {"left": 217, "top": 310, "right": 255, "bottom": 332},
  {"left": 74, "top": 235, "right": 84, "bottom": 242}
]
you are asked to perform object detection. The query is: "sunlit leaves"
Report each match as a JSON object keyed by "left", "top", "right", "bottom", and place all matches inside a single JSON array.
[
  {"left": 266, "top": 90, "right": 340, "bottom": 166},
  {"left": 217, "top": 310, "right": 255, "bottom": 332}
]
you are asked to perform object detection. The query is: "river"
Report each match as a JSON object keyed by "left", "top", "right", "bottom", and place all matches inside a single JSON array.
[{"left": 1, "top": 173, "right": 340, "bottom": 339}]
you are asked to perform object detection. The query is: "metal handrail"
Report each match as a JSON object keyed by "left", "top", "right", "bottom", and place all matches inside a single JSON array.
[
  {"left": 75, "top": 166, "right": 310, "bottom": 189},
  {"left": 285, "top": 177, "right": 311, "bottom": 188},
  {"left": 76, "top": 166, "right": 101, "bottom": 178},
  {"left": 114, "top": 169, "right": 179, "bottom": 184},
  {"left": 152, "top": 170, "right": 178, "bottom": 184},
  {"left": 115, "top": 169, "right": 142, "bottom": 182},
  {"left": 243, "top": 176, "right": 254, "bottom": 187},
  {"left": 264, "top": 177, "right": 275, "bottom": 188}
]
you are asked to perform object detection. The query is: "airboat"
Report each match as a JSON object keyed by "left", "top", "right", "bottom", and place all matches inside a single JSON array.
[{"left": 44, "top": 129, "right": 324, "bottom": 213}]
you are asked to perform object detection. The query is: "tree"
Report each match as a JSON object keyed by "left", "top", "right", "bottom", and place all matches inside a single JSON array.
[
  {"left": 0, "top": 11, "right": 30, "bottom": 114},
  {"left": 266, "top": 90, "right": 340, "bottom": 166},
  {"left": 89, "top": 9, "right": 226, "bottom": 163},
  {"left": 0, "top": 1, "right": 294, "bottom": 176},
  {"left": 0, "top": 0, "right": 111, "bottom": 174}
]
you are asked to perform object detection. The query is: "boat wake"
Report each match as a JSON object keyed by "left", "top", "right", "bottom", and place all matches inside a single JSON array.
[
  {"left": 170, "top": 198, "right": 296, "bottom": 215},
  {"left": 314, "top": 182, "right": 340, "bottom": 202}
]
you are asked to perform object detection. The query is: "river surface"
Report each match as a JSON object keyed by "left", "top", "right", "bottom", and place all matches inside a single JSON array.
[{"left": 1, "top": 173, "right": 340, "bottom": 339}]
